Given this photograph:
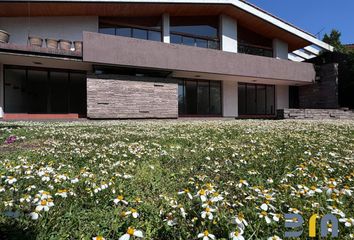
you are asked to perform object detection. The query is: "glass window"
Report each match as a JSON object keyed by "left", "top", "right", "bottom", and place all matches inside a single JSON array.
[
  {"left": 238, "top": 83, "right": 275, "bottom": 115},
  {"left": 4, "top": 68, "right": 27, "bottom": 113},
  {"left": 171, "top": 34, "right": 182, "bottom": 44},
  {"left": 178, "top": 80, "right": 221, "bottom": 115},
  {"left": 99, "top": 27, "right": 115, "bottom": 35},
  {"left": 196, "top": 39, "right": 208, "bottom": 48},
  {"left": 132, "top": 28, "right": 147, "bottom": 40},
  {"left": 27, "top": 70, "right": 48, "bottom": 113},
  {"left": 116, "top": 27, "right": 131, "bottom": 37},
  {"left": 182, "top": 36, "right": 195, "bottom": 47},
  {"left": 148, "top": 31, "right": 161, "bottom": 41},
  {"left": 50, "top": 72, "right": 68, "bottom": 113}
]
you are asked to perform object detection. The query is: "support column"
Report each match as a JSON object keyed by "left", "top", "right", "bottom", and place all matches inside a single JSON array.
[
  {"left": 162, "top": 13, "right": 170, "bottom": 43},
  {"left": 273, "top": 39, "right": 289, "bottom": 60},
  {"left": 0, "top": 63, "right": 3, "bottom": 118},
  {"left": 219, "top": 14, "right": 238, "bottom": 53},
  {"left": 223, "top": 80, "right": 238, "bottom": 117},
  {"left": 276, "top": 85, "right": 289, "bottom": 110}
]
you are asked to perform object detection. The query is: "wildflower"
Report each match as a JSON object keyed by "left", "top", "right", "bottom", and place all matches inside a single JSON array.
[
  {"left": 267, "top": 236, "right": 282, "bottom": 240},
  {"left": 35, "top": 199, "right": 54, "bottom": 212},
  {"left": 198, "top": 230, "right": 215, "bottom": 240},
  {"left": 164, "top": 213, "right": 177, "bottom": 226},
  {"left": 339, "top": 218, "right": 354, "bottom": 227},
  {"left": 55, "top": 189, "right": 68, "bottom": 198},
  {"left": 29, "top": 212, "right": 39, "bottom": 220},
  {"left": 341, "top": 185, "right": 352, "bottom": 196},
  {"left": 237, "top": 180, "right": 249, "bottom": 188},
  {"left": 178, "top": 189, "right": 193, "bottom": 199},
  {"left": 114, "top": 195, "right": 128, "bottom": 205},
  {"left": 270, "top": 213, "right": 281, "bottom": 222},
  {"left": 92, "top": 236, "right": 105, "bottom": 240},
  {"left": 119, "top": 227, "right": 143, "bottom": 240},
  {"left": 4, "top": 176, "right": 17, "bottom": 185},
  {"left": 210, "top": 192, "right": 223, "bottom": 202},
  {"left": 197, "top": 189, "right": 208, "bottom": 202},
  {"left": 124, "top": 208, "right": 139, "bottom": 218},
  {"left": 201, "top": 207, "right": 216, "bottom": 220},
  {"left": 259, "top": 211, "right": 271, "bottom": 224},
  {"left": 232, "top": 212, "right": 248, "bottom": 229},
  {"left": 230, "top": 228, "right": 244, "bottom": 240}
]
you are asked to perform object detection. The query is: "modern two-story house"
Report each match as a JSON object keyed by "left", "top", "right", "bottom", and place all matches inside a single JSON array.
[{"left": 0, "top": 0, "right": 333, "bottom": 119}]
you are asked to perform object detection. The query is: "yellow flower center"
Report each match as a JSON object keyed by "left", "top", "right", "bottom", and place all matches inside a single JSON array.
[
  {"left": 117, "top": 195, "right": 124, "bottom": 200},
  {"left": 96, "top": 236, "right": 104, "bottom": 240},
  {"left": 203, "top": 230, "right": 209, "bottom": 236},
  {"left": 127, "top": 227, "right": 135, "bottom": 235},
  {"left": 199, "top": 189, "right": 206, "bottom": 195},
  {"left": 40, "top": 200, "right": 47, "bottom": 206},
  {"left": 310, "top": 186, "right": 317, "bottom": 190},
  {"left": 58, "top": 189, "right": 67, "bottom": 193},
  {"left": 205, "top": 207, "right": 211, "bottom": 213},
  {"left": 329, "top": 184, "right": 335, "bottom": 189},
  {"left": 184, "top": 189, "right": 190, "bottom": 193},
  {"left": 344, "top": 185, "right": 350, "bottom": 190},
  {"left": 261, "top": 211, "right": 267, "bottom": 216},
  {"left": 238, "top": 212, "right": 244, "bottom": 220},
  {"left": 131, "top": 208, "right": 137, "bottom": 213}
]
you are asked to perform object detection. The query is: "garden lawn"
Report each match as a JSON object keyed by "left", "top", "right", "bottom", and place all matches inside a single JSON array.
[{"left": 0, "top": 120, "right": 354, "bottom": 240}]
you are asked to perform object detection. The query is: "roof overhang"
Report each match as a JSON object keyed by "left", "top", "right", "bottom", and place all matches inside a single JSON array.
[{"left": 0, "top": 0, "right": 333, "bottom": 54}]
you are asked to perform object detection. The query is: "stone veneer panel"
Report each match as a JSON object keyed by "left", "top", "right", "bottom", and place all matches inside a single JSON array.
[
  {"left": 87, "top": 75, "right": 178, "bottom": 119},
  {"left": 277, "top": 108, "right": 354, "bottom": 120}
]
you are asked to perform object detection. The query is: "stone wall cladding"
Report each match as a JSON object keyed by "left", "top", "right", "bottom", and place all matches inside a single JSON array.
[
  {"left": 298, "top": 63, "right": 339, "bottom": 108},
  {"left": 277, "top": 108, "right": 354, "bottom": 120},
  {"left": 87, "top": 75, "right": 178, "bottom": 119}
]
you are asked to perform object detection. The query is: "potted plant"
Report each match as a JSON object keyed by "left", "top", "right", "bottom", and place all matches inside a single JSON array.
[
  {"left": 59, "top": 39, "right": 72, "bottom": 50},
  {"left": 0, "top": 30, "right": 10, "bottom": 43},
  {"left": 28, "top": 36, "right": 43, "bottom": 47},
  {"left": 46, "top": 38, "right": 59, "bottom": 49},
  {"left": 74, "top": 41, "right": 82, "bottom": 52}
]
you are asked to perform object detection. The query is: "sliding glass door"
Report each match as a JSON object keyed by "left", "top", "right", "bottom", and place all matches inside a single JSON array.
[
  {"left": 178, "top": 79, "right": 222, "bottom": 116},
  {"left": 238, "top": 83, "right": 275, "bottom": 115}
]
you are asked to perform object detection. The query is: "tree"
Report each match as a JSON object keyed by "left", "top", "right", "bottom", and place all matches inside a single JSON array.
[{"left": 322, "top": 29, "right": 346, "bottom": 53}]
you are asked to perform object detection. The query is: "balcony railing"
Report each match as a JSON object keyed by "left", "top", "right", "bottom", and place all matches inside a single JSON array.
[
  {"left": 170, "top": 31, "right": 219, "bottom": 50},
  {"left": 238, "top": 43, "right": 273, "bottom": 58}
]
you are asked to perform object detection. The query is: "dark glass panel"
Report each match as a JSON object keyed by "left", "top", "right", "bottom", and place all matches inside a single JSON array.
[
  {"left": 132, "top": 28, "right": 147, "bottom": 40},
  {"left": 99, "top": 27, "right": 115, "bottom": 35},
  {"left": 4, "top": 69, "right": 27, "bottom": 113},
  {"left": 196, "top": 39, "right": 208, "bottom": 48},
  {"left": 210, "top": 81, "right": 221, "bottom": 115},
  {"left": 246, "top": 84, "right": 256, "bottom": 114},
  {"left": 238, "top": 83, "right": 246, "bottom": 115},
  {"left": 178, "top": 80, "right": 185, "bottom": 115},
  {"left": 185, "top": 80, "right": 197, "bottom": 115},
  {"left": 266, "top": 85, "right": 275, "bottom": 115},
  {"left": 148, "top": 31, "right": 161, "bottom": 42},
  {"left": 27, "top": 70, "right": 48, "bottom": 113},
  {"left": 256, "top": 85, "right": 266, "bottom": 114},
  {"left": 171, "top": 34, "right": 182, "bottom": 44},
  {"left": 69, "top": 73, "right": 86, "bottom": 115},
  {"left": 182, "top": 36, "right": 195, "bottom": 46},
  {"left": 116, "top": 27, "right": 131, "bottom": 37},
  {"left": 197, "top": 81, "right": 209, "bottom": 114},
  {"left": 50, "top": 72, "right": 68, "bottom": 113}
]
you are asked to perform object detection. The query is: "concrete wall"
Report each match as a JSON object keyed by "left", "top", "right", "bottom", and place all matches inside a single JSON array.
[
  {"left": 219, "top": 14, "right": 238, "bottom": 53},
  {"left": 276, "top": 85, "right": 289, "bottom": 110},
  {"left": 87, "top": 75, "right": 178, "bottom": 119},
  {"left": 278, "top": 108, "right": 354, "bottom": 120},
  {"left": 223, "top": 80, "right": 238, "bottom": 117},
  {"left": 84, "top": 32, "right": 316, "bottom": 83},
  {"left": 273, "top": 39, "right": 288, "bottom": 60},
  {"left": 0, "top": 16, "right": 98, "bottom": 45},
  {"left": 0, "top": 63, "right": 3, "bottom": 118}
]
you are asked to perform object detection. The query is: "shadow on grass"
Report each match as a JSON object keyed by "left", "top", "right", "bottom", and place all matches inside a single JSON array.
[{"left": 0, "top": 221, "right": 36, "bottom": 240}]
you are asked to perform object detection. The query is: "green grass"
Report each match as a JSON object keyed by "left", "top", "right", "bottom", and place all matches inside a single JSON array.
[{"left": 0, "top": 120, "right": 353, "bottom": 239}]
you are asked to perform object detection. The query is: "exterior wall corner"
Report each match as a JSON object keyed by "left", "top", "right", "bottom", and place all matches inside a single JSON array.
[
  {"left": 276, "top": 85, "right": 289, "bottom": 110},
  {"left": 222, "top": 80, "right": 238, "bottom": 117},
  {"left": 273, "top": 39, "right": 289, "bottom": 60},
  {"left": 219, "top": 14, "right": 238, "bottom": 53}
]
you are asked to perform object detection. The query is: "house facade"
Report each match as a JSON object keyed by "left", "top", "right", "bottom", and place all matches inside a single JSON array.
[{"left": 0, "top": 0, "right": 333, "bottom": 119}]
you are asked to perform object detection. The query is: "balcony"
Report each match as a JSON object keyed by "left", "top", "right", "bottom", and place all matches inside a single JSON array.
[{"left": 83, "top": 31, "right": 316, "bottom": 85}]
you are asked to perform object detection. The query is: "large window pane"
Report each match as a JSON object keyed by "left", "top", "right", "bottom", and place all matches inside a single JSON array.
[
  {"left": 256, "top": 85, "right": 266, "bottom": 114},
  {"left": 171, "top": 34, "right": 182, "bottom": 44},
  {"left": 50, "top": 72, "right": 68, "bottom": 113},
  {"left": 178, "top": 80, "right": 185, "bottom": 115},
  {"left": 99, "top": 27, "right": 115, "bottom": 35},
  {"left": 4, "top": 69, "right": 27, "bottom": 113},
  {"left": 246, "top": 84, "right": 256, "bottom": 114},
  {"left": 182, "top": 36, "right": 195, "bottom": 46},
  {"left": 185, "top": 81, "right": 197, "bottom": 115},
  {"left": 197, "top": 81, "right": 209, "bottom": 114},
  {"left": 69, "top": 73, "right": 86, "bottom": 115},
  {"left": 132, "top": 28, "right": 147, "bottom": 40},
  {"left": 148, "top": 31, "right": 161, "bottom": 41},
  {"left": 27, "top": 70, "right": 48, "bottom": 113},
  {"left": 210, "top": 81, "right": 221, "bottom": 115},
  {"left": 266, "top": 85, "right": 275, "bottom": 114},
  {"left": 116, "top": 28, "right": 131, "bottom": 37},
  {"left": 238, "top": 83, "right": 246, "bottom": 115}
]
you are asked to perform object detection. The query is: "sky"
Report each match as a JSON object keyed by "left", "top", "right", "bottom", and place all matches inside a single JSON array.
[{"left": 247, "top": 0, "right": 354, "bottom": 44}]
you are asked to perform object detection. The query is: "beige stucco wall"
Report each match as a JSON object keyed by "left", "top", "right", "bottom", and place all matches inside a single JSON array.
[
  {"left": 0, "top": 16, "right": 98, "bottom": 46},
  {"left": 276, "top": 85, "right": 289, "bottom": 110},
  {"left": 223, "top": 80, "right": 238, "bottom": 117}
]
